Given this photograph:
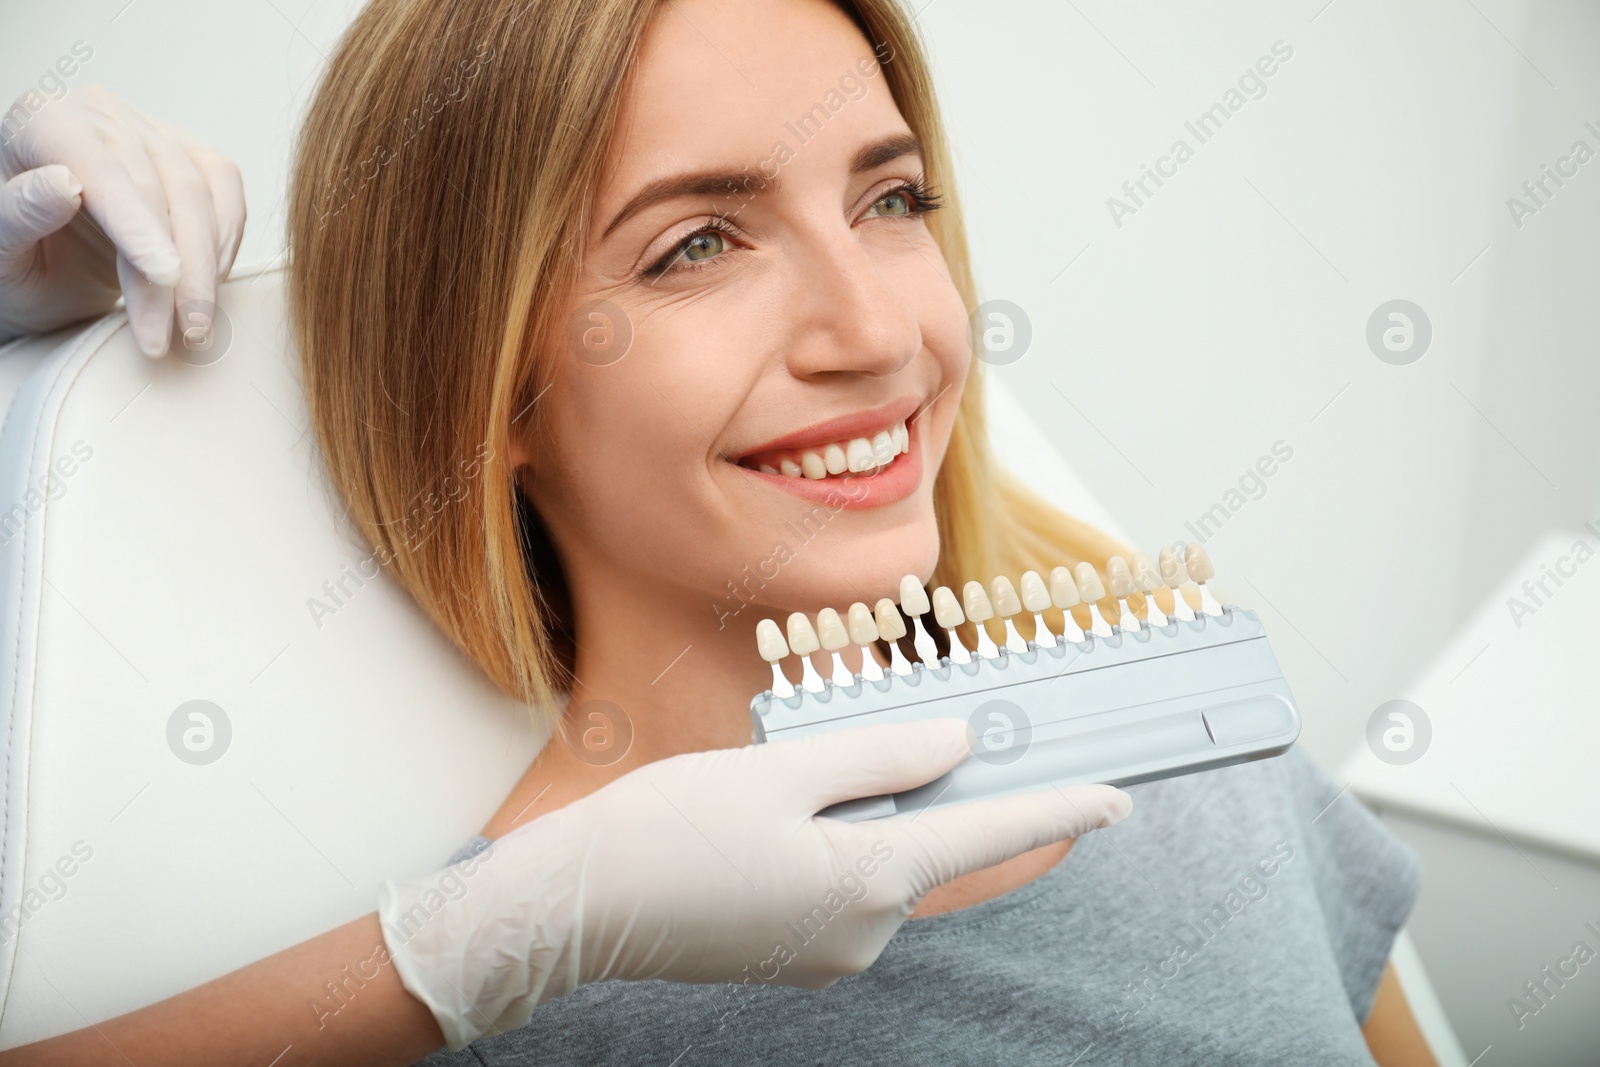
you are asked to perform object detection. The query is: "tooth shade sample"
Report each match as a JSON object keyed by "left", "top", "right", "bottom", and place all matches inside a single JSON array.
[
  {"left": 786, "top": 612, "right": 821, "bottom": 656},
  {"left": 1074, "top": 562, "right": 1107, "bottom": 603},
  {"left": 1019, "top": 570, "right": 1051, "bottom": 613},
  {"left": 932, "top": 586, "right": 965, "bottom": 629},
  {"left": 800, "top": 451, "right": 827, "bottom": 480},
  {"left": 990, "top": 576, "right": 1022, "bottom": 617},
  {"left": 1049, "top": 566, "right": 1081, "bottom": 609},
  {"left": 1106, "top": 555, "right": 1135, "bottom": 598},
  {"left": 823, "top": 443, "right": 848, "bottom": 475},
  {"left": 899, "top": 575, "right": 931, "bottom": 616},
  {"left": 847, "top": 602, "right": 879, "bottom": 645},
  {"left": 1159, "top": 546, "right": 1188, "bottom": 587},
  {"left": 1185, "top": 541, "right": 1216, "bottom": 582},
  {"left": 756, "top": 619, "right": 789, "bottom": 663},
  {"left": 873, "top": 598, "right": 907, "bottom": 640},
  {"left": 962, "top": 581, "right": 995, "bottom": 622},
  {"left": 816, "top": 608, "right": 848, "bottom": 651},
  {"left": 846, "top": 437, "right": 876, "bottom": 472},
  {"left": 1132, "top": 552, "right": 1163, "bottom": 592}
]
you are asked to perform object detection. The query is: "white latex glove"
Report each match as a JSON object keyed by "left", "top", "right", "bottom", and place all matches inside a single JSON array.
[
  {"left": 0, "top": 85, "right": 245, "bottom": 356},
  {"left": 379, "top": 717, "right": 1133, "bottom": 1050}
]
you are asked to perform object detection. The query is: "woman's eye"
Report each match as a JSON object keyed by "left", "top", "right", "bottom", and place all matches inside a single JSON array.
[
  {"left": 867, "top": 190, "right": 913, "bottom": 217},
  {"left": 682, "top": 230, "right": 727, "bottom": 263}
]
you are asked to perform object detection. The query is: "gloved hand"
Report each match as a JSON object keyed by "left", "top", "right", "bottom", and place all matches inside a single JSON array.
[
  {"left": 378, "top": 717, "right": 1133, "bottom": 1050},
  {"left": 0, "top": 85, "right": 245, "bottom": 356}
]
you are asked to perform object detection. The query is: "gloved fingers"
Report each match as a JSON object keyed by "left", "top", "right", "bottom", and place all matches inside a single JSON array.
[
  {"left": 864, "top": 782, "right": 1133, "bottom": 899},
  {"left": 0, "top": 165, "right": 83, "bottom": 265},
  {"left": 759, "top": 717, "right": 974, "bottom": 816},
  {"left": 138, "top": 125, "right": 219, "bottom": 358},
  {"left": 164, "top": 122, "right": 246, "bottom": 279},
  {"left": 116, "top": 250, "right": 174, "bottom": 358},
  {"left": 12, "top": 103, "right": 181, "bottom": 289}
]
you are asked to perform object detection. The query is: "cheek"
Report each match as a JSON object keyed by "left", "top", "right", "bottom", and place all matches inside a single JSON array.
[{"left": 531, "top": 330, "right": 751, "bottom": 570}]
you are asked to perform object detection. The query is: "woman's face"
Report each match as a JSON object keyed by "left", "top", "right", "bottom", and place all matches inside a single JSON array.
[{"left": 517, "top": 0, "right": 971, "bottom": 624}]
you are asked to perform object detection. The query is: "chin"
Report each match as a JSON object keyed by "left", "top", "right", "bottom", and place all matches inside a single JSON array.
[{"left": 768, "top": 515, "right": 941, "bottom": 613}]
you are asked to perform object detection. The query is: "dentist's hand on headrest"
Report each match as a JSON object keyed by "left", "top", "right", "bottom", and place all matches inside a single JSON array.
[
  {"left": 378, "top": 717, "right": 1133, "bottom": 1051},
  {"left": 0, "top": 85, "right": 244, "bottom": 355}
]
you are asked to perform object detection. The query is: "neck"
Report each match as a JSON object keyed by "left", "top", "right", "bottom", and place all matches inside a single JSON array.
[{"left": 564, "top": 559, "right": 773, "bottom": 762}]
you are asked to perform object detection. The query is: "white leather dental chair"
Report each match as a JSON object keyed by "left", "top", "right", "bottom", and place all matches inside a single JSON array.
[{"left": 0, "top": 262, "right": 545, "bottom": 1046}]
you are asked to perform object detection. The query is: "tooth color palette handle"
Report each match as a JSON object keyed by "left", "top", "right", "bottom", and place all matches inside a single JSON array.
[{"left": 749, "top": 607, "right": 1301, "bottom": 822}]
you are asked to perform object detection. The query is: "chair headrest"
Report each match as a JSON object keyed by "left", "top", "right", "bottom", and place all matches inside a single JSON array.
[{"left": 0, "top": 265, "right": 542, "bottom": 1044}]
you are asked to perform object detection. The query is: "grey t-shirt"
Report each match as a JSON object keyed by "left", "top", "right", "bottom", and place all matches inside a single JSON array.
[{"left": 417, "top": 745, "right": 1422, "bottom": 1066}]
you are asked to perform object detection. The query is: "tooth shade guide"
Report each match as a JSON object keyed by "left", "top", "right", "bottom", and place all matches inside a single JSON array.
[
  {"left": 798, "top": 655, "right": 825, "bottom": 691},
  {"left": 909, "top": 615, "right": 941, "bottom": 667},
  {"left": 1001, "top": 618, "right": 1029, "bottom": 653},
  {"left": 1140, "top": 590, "right": 1169, "bottom": 628},
  {"left": 966, "top": 617, "right": 992, "bottom": 659},
  {"left": 945, "top": 626, "right": 973, "bottom": 664},
  {"left": 1029, "top": 612, "right": 1058, "bottom": 648},
  {"left": 1115, "top": 596, "right": 1141, "bottom": 631}
]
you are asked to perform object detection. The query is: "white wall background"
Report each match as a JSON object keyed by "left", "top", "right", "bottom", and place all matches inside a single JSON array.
[{"left": 5, "top": 0, "right": 1598, "bottom": 1060}]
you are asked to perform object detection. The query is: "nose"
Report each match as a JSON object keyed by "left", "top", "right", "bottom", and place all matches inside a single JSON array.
[{"left": 781, "top": 225, "right": 923, "bottom": 380}]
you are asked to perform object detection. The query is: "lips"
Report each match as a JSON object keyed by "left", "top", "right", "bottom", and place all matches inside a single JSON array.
[{"left": 729, "top": 395, "right": 928, "bottom": 509}]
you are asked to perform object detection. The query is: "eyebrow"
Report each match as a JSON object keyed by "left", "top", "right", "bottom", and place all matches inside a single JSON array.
[{"left": 599, "top": 132, "right": 925, "bottom": 240}]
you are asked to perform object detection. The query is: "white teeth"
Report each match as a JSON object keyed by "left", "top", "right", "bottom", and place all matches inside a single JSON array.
[
  {"left": 1019, "top": 570, "right": 1051, "bottom": 613},
  {"left": 932, "top": 586, "right": 964, "bottom": 629},
  {"left": 786, "top": 611, "right": 820, "bottom": 655},
  {"left": 1074, "top": 562, "right": 1107, "bottom": 603},
  {"left": 847, "top": 602, "right": 879, "bottom": 645},
  {"left": 873, "top": 598, "right": 907, "bottom": 640},
  {"left": 962, "top": 581, "right": 994, "bottom": 622},
  {"left": 816, "top": 607, "right": 848, "bottom": 651},
  {"left": 755, "top": 619, "right": 789, "bottom": 662},
  {"left": 990, "top": 576, "right": 1021, "bottom": 617},
  {"left": 899, "top": 574, "right": 930, "bottom": 616},
  {"left": 749, "top": 420, "right": 909, "bottom": 480},
  {"left": 1049, "top": 566, "right": 1081, "bottom": 609},
  {"left": 1184, "top": 541, "right": 1216, "bottom": 582}
]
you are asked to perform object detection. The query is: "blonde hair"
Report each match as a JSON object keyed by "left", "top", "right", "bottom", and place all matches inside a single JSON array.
[{"left": 288, "top": 0, "right": 1133, "bottom": 729}]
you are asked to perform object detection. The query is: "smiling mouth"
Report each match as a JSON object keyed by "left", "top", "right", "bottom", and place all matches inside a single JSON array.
[{"left": 734, "top": 417, "right": 911, "bottom": 480}]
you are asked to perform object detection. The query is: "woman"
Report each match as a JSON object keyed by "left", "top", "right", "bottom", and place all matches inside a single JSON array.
[
  {"left": 289, "top": 0, "right": 1433, "bottom": 1061},
  {"left": 0, "top": 0, "right": 1435, "bottom": 1063}
]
